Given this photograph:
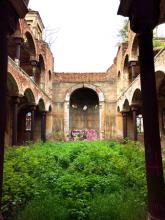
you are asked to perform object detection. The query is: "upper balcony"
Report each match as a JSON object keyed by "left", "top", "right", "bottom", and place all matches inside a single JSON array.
[
  {"left": 117, "top": 47, "right": 165, "bottom": 111},
  {"left": 8, "top": 56, "right": 52, "bottom": 111}
]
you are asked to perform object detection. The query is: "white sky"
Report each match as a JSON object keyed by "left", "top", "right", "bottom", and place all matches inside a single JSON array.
[{"left": 28, "top": 0, "right": 126, "bottom": 72}]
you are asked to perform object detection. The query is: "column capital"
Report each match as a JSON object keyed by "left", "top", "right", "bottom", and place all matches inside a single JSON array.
[
  {"left": 30, "top": 56, "right": 38, "bottom": 66},
  {"left": 129, "top": 60, "right": 138, "bottom": 67},
  {"left": 121, "top": 112, "right": 128, "bottom": 118},
  {"left": 12, "top": 96, "right": 20, "bottom": 104},
  {"left": 41, "top": 111, "right": 47, "bottom": 116},
  {"left": 131, "top": 104, "right": 139, "bottom": 112},
  {"left": 30, "top": 105, "right": 36, "bottom": 111},
  {"left": 121, "top": 109, "right": 129, "bottom": 114},
  {"left": 14, "top": 36, "right": 23, "bottom": 44}
]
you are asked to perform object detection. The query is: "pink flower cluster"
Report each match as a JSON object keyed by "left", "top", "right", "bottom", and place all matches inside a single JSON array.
[
  {"left": 85, "top": 129, "right": 97, "bottom": 140},
  {"left": 71, "top": 129, "right": 97, "bottom": 141}
]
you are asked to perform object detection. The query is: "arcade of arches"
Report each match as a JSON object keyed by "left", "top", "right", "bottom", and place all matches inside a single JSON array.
[{"left": 4, "top": 9, "right": 165, "bottom": 146}]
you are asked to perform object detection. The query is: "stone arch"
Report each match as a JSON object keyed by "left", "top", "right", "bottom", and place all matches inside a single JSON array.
[
  {"left": 130, "top": 34, "right": 139, "bottom": 61},
  {"left": 38, "top": 54, "right": 45, "bottom": 70},
  {"left": 24, "top": 88, "right": 36, "bottom": 104},
  {"left": 36, "top": 54, "right": 46, "bottom": 88},
  {"left": 38, "top": 98, "right": 46, "bottom": 111},
  {"left": 65, "top": 83, "right": 105, "bottom": 102},
  {"left": 155, "top": 70, "right": 165, "bottom": 91},
  {"left": 7, "top": 73, "right": 19, "bottom": 96},
  {"left": 123, "top": 54, "right": 129, "bottom": 74},
  {"left": 64, "top": 84, "right": 105, "bottom": 140},
  {"left": 118, "top": 71, "right": 121, "bottom": 79},
  {"left": 123, "top": 99, "right": 130, "bottom": 111},
  {"left": 24, "top": 31, "right": 37, "bottom": 57},
  {"left": 117, "top": 106, "right": 120, "bottom": 112},
  {"left": 46, "top": 104, "right": 53, "bottom": 139},
  {"left": 20, "top": 31, "right": 37, "bottom": 76},
  {"left": 48, "top": 70, "right": 52, "bottom": 81},
  {"left": 48, "top": 105, "right": 52, "bottom": 112},
  {"left": 44, "top": 102, "right": 52, "bottom": 112},
  {"left": 131, "top": 88, "right": 142, "bottom": 106}
]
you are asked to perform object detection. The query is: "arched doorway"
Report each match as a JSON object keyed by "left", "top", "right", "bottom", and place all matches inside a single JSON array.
[
  {"left": 70, "top": 88, "right": 99, "bottom": 140},
  {"left": 64, "top": 84, "right": 105, "bottom": 141}
]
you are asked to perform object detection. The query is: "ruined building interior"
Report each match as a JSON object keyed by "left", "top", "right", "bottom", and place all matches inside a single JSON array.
[{"left": 6, "top": 9, "right": 165, "bottom": 145}]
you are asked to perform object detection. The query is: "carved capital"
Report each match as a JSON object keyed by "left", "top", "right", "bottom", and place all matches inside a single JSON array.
[
  {"left": 129, "top": 61, "right": 138, "bottom": 67},
  {"left": 12, "top": 96, "right": 20, "bottom": 104},
  {"left": 30, "top": 105, "right": 36, "bottom": 111},
  {"left": 131, "top": 104, "right": 139, "bottom": 112},
  {"left": 41, "top": 111, "right": 47, "bottom": 116}
]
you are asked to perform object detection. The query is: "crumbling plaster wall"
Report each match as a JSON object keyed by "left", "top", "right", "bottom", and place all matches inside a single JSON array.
[{"left": 52, "top": 77, "right": 117, "bottom": 140}]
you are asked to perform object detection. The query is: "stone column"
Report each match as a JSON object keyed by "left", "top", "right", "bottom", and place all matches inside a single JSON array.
[
  {"left": 0, "top": 0, "right": 21, "bottom": 216},
  {"left": 12, "top": 96, "right": 20, "bottom": 146},
  {"left": 64, "top": 101, "right": 70, "bottom": 141},
  {"left": 130, "top": 61, "right": 137, "bottom": 81},
  {"left": 131, "top": 105, "right": 138, "bottom": 141},
  {"left": 46, "top": 110, "right": 53, "bottom": 138},
  {"left": 122, "top": 111, "right": 128, "bottom": 139},
  {"left": 41, "top": 111, "right": 46, "bottom": 142},
  {"left": 14, "top": 37, "right": 22, "bottom": 66},
  {"left": 99, "top": 102, "right": 105, "bottom": 140},
  {"left": 30, "top": 59, "right": 38, "bottom": 81},
  {"left": 30, "top": 105, "right": 36, "bottom": 142},
  {"left": 138, "top": 31, "right": 165, "bottom": 219}
]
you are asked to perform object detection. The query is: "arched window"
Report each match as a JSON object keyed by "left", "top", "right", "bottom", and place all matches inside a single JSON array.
[
  {"left": 118, "top": 71, "right": 121, "bottom": 79},
  {"left": 136, "top": 114, "right": 143, "bottom": 133},
  {"left": 25, "top": 112, "right": 32, "bottom": 131},
  {"left": 49, "top": 71, "right": 52, "bottom": 81}
]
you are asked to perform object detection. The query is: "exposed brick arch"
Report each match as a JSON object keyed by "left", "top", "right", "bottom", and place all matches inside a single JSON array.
[
  {"left": 7, "top": 71, "right": 22, "bottom": 95},
  {"left": 123, "top": 99, "right": 130, "bottom": 111},
  {"left": 155, "top": 48, "right": 165, "bottom": 73},
  {"left": 20, "top": 19, "right": 38, "bottom": 54},
  {"left": 24, "top": 88, "right": 36, "bottom": 104},
  {"left": 123, "top": 54, "right": 129, "bottom": 74},
  {"left": 24, "top": 31, "right": 37, "bottom": 57},
  {"left": 38, "top": 98, "right": 46, "bottom": 111},
  {"left": 131, "top": 88, "right": 142, "bottom": 105},
  {"left": 65, "top": 83, "right": 105, "bottom": 102},
  {"left": 7, "top": 73, "right": 19, "bottom": 96},
  {"left": 38, "top": 54, "right": 46, "bottom": 70},
  {"left": 64, "top": 83, "right": 105, "bottom": 141},
  {"left": 130, "top": 34, "right": 139, "bottom": 61},
  {"left": 117, "top": 73, "right": 141, "bottom": 111},
  {"left": 155, "top": 70, "right": 165, "bottom": 92}
]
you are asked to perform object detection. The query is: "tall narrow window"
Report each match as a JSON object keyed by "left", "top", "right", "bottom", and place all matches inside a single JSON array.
[
  {"left": 25, "top": 112, "right": 32, "bottom": 131},
  {"left": 136, "top": 114, "right": 143, "bottom": 133}
]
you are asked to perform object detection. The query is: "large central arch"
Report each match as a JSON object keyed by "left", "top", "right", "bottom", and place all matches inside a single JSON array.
[{"left": 64, "top": 84, "right": 105, "bottom": 140}]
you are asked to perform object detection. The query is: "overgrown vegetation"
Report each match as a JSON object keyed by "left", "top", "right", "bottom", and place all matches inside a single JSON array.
[
  {"left": 118, "top": 19, "right": 129, "bottom": 43},
  {"left": 3, "top": 141, "right": 147, "bottom": 220},
  {"left": 153, "top": 39, "right": 165, "bottom": 49}
]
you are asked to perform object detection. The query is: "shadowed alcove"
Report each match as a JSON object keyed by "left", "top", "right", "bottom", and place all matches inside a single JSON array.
[{"left": 70, "top": 88, "right": 99, "bottom": 139}]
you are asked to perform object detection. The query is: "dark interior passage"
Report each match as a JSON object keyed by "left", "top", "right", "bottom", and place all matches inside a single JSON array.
[{"left": 70, "top": 88, "right": 99, "bottom": 138}]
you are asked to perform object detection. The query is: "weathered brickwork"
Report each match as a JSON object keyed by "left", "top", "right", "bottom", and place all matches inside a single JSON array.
[
  {"left": 5, "top": 9, "right": 165, "bottom": 144},
  {"left": 6, "top": 10, "right": 54, "bottom": 145}
]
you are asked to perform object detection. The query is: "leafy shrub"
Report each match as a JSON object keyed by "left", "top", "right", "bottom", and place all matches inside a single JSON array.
[{"left": 3, "top": 141, "right": 147, "bottom": 220}]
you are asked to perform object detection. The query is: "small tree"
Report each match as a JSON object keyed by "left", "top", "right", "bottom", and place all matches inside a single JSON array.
[
  {"left": 118, "top": 19, "right": 128, "bottom": 42},
  {"left": 43, "top": 27, "right": 60, "bottom": 49}
]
